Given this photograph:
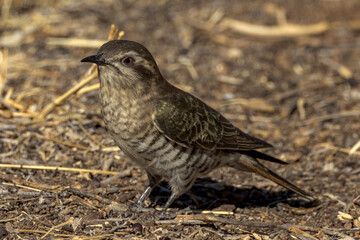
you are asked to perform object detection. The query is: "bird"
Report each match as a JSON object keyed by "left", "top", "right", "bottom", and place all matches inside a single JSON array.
[{"left": 81, "top": 40, "right": 315, "bottom": 216}]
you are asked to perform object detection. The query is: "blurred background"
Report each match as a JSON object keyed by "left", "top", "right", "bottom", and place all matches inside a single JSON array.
[{"left": 0, "top": 0, "right": 359, "bottom": 239}]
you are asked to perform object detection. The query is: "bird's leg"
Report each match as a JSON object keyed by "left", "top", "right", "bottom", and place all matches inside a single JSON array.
[
  {"left": 133, "top": 184, "right": 156, "bottom": 208},
  {"left": 130, "top": 172, "right": 160, "bottom": 212},
  {"left": 157, "top": 192, "right": 179, "bottom": 218}
]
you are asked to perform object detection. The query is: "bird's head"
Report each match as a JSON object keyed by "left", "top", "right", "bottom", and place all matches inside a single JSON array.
[{"left": 81, "top": 40, "right": 163, "bottom": 90}]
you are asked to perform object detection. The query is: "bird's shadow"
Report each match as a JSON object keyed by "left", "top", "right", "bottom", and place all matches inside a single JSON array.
[{"left": 149, "top": 177, "right": 316, "bottom": 211}]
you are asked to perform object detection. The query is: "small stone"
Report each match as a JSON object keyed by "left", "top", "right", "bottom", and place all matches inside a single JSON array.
[
  {"left": 159, "top": 236, "right": 171, "bottom": 240},
  {"left": 132, "top": 222, "right": 143, "bottom": 234},
  {"left": 295, "top": 136, "right": 309, "bottom": 147},
  {"left": 344, "top": 221, "right": 352, "bottom": 229},
  {"left": 337, "top": 211, "right": 353, "bottom": 221},
  {"left": 353, "top": 218, "right": 360, "bottom": 228},
  {"left": 0, "top": 224, "right": 8, "bottom": 237}
]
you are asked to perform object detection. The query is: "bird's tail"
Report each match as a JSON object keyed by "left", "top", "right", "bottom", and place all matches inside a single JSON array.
[
  {"left": 233, "top": 156, "right": 316, "bottom": 201},
  {"left": 238, "top": 150, "right": 288, "bottom": 164}
]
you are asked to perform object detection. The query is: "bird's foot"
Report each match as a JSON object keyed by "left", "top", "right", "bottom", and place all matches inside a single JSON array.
[
  {"left": 154, "top": 211, "right": 176, "bottom": 220},
  {"left": 124, "top": 203, "right": 156, "bottom": 219},
  {"left": 154, "top": 206, "right": 192, "bottom": 220},
  {"left": 130, "top": 203, "right": 156, "bottom": 213},
  {"left": 129, "top": 202, "right": 143, "bottom": 213}
]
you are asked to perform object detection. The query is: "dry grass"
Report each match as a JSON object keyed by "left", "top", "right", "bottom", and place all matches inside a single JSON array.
[{"left": 0, "top": 0, "right": 360, "bottom": 239}]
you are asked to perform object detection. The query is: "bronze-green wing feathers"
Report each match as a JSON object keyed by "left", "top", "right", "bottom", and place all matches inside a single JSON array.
[{"left": 152, "top": 91, "right": 272, "bottom": 151}]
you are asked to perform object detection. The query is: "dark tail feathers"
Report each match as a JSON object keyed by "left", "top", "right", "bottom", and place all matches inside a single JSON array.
[{"left": 238, "top": 150, "right": 288, "bottom": 165}]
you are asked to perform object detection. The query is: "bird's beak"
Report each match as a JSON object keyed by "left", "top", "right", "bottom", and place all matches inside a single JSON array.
[{"left": 81, "top": 54, "right": 106, "bottom": 65}]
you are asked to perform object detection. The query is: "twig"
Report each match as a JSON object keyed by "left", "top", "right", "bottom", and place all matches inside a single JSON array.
[
  {"left": 223, "top": 113, "right": 273, "bottom": 123},
  {"left": 107, "top": 25, "right": 125, "bottom": 41},
  {"left": 31, "top": 131, "right": 119, "bottom": 152},
  {"left": 288, "top": 227, "right": 318, "bottom": 239},
  {"left": 100, "top": 169, "right": 132, "bottom": 185},
  {"left": 0, "top": 163, "right": 120, "bottom": 175},
  {"left": 178, "top": 56, "right": 199, "bottom": 80},
  {"left": 77, "top": 121, "right": 100, "bottom": 145},
  {"left": 17, "top": 229, "right": 75, "bottom": 237},
  {"left": 19, "top": 228, "right": 115, "bottom": 239},
  {"left": 186, "top": 16, "right": 330, "bottom": 38},
  {"left": 23, "top": 113, "right": 88, "bottom": 126},
  {"left": 0, "top": 110, "right": 36, "bottom": 118},
  {"left": 1, "top": 98, "right": 26, "bottom": 111},
  {"left": 0, "top": 149, "right": 16, "bottom": 158},
  {"left": 156, "top": 215, "right": 355, "bottom": 238},
  {"left": 321, "top": 58, "right": 353, "bottom": 79},
  {"left": 66, "top": 187, "right": 116, "bottom": 205},
  {"left": 39, "top": 217, "right": 74, "bottom": 240},
  {"left": 36, "top": 133, "right": 92, "bottom": 151},
  {"left": 75, "top": 83, "right": 100, "bottom": 98},
  {"left": 219, "top": 18, "right": 329, "bottom": 37},
  {"left": 14, "top": 87, "right": 43, "bottom": 103},
  {"left": 222, "top": 98, "right": 275, "bottom": 113},
  {"left": 295, "top": 111, "right": 360, "bottom": 127},
  {"left": 0, "top": 173, "right": 61, "bottom": 191},
  {"left": 0, "top": 25, "right": 38, "bottom": 47},
  {"left": 0, "top": 48, "right": 8, "bottom": 96},
  {"left": 0, "top": 189, "right": 56, "bottom": 199},
  {"left": 46, "top": 38, "right": 107, "bottom": 49},
  {"left": 277, "top": 202, "right": 323, "bottom": 215},
  {"left": 202, "top": 228, "right": 226, "bottom": 240},
  {"left": 1, "top": 0, "right": 12, "bottom": 21},
  {"left": 37, "top": 25, "right": 124, "bottom": 120},
  {"left": 37, "top": 69, "right": 97, "bottom": 120},
  {"left": 4, "top": 86, "right": 12, "bottom": 100},
  {"left": 191, "top": 210, "right": 234, "bottom": 215},
  {"left": 0, "top": 213, "right": 24, "bottom": 223},
  {"left": 101, "top": 146, "right": 121, "bottom": 152},
  {"left": 0, "top": 97, "right": 15, "bottom": 111},
  {"left": 314, "top": 143, "right": 360, "bottom": 157},
  {"left": 2, "top": 182, "right": 43, "bottom": 192},
  {"left": 349, "top": 140, "right": 360, "bottom": 155},
  {"left": 46, "top": 30, "right": 124, "bottom": 49},
  {"left": 0, "top": 122, "right": 17, "bottom": 130},
  {"left": 297, "top": 98, "right": 306, "bottom": 120},
  {"left": 275, "top": 79, "right": 340, "bottom": 102}
]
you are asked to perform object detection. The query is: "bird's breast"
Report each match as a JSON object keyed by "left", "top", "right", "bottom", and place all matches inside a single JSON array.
[{"left": 100, "top": 86, "right": 153, "bottom": 137}]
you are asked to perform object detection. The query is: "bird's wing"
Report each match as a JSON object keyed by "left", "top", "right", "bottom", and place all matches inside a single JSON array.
[{"left": 152, "top": 92, "right": 272, "bottom": 151}]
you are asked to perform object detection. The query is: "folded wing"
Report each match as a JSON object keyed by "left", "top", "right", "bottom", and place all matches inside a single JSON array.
[{"left": 152, "top": 91, "right": 272, "bottom": 151}]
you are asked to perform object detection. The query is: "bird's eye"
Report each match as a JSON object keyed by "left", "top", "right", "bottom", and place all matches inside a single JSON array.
[{"left": 122, "top": 57, "right": 134, "bottom": 66}]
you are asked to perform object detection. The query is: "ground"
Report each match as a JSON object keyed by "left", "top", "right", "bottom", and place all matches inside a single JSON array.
[{"left": 0, "top": 0, "right": 360, "bottom": 239}]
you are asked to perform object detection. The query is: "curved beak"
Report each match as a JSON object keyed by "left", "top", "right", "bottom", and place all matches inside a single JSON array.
[{"left": 81, "top": 54, "right": 106, "bottom": 65}]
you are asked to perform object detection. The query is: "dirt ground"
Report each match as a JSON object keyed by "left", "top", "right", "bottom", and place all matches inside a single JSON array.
[{"left": 0, "top": 0, "right": 360, "bottom": 239}]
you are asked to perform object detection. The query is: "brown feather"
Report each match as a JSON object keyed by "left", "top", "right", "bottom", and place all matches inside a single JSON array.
[{"left": 153, "top": 88, "right": 272, "bottom": 151}]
